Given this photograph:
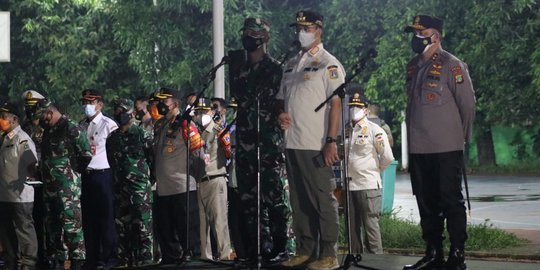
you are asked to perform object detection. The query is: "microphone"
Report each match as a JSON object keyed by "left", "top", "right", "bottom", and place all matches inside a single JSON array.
[
  {"left": 208, "top": 56, "right": 230, "bottom": 76},
  {"left": 212, "top": 103, "right": 221, "bottom": 123}
]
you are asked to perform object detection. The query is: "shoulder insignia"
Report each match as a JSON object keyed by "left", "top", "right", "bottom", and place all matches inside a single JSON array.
[
  {"left": 308, "top": 46, "right": 320, "bottom": 56},
  {"left": 451, "top": 66, "right": 464, "bottom": 84},
  {"left": 327, "top": 65, "right": 339, "bottom": 80},
  {"left": 431, "top": 53, "right": 439, "bottom": 61},
  {"left": 375, "top": 133, "right": 384, "bottom": 141}
]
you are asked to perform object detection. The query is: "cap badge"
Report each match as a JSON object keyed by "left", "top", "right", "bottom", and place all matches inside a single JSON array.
[{"left": 26, "top": 91, "right": 33, "bottom": 100}]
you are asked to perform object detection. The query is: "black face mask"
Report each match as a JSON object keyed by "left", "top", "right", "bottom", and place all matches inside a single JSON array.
[
  {"left": 25, "top": 107, "right": 38, "bottom": 121},
  {"left": 156, "top": 102, "right": 170, "bottom": 116},
  {"left": 114, "top": 112, "right": 132, "bottom": 126},
  {"left": 38, "top": 118, "right": 49, "bottom": 129},
  {"left": 411, "top": 35, "right": 432, "bottom": 54},
  {"left": 242, "top": 36, "right": 262, "bottom": 52},
  {"left": 134, "top": 109, "right": 146, "bottom": 121}
]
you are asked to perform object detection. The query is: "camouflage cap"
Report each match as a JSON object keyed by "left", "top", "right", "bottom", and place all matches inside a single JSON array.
[
  {"left": 240, "top": 17, "right": 270, "bottom": 33},
  {"left": 113, "top": 98, "right": 134, "bottom": 111}
]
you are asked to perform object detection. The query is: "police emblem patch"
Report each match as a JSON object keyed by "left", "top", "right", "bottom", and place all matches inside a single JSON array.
[
  {"left": 451, "top": 66, "right": 464, "bottom": 84},
  {"left": 327, "top": 65, "right": 339, "bottom": 80}
]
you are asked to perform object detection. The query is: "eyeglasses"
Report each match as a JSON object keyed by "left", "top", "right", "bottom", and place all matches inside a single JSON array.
[{"left": 295, "top": 25, "right": 318, "bottom": 34}]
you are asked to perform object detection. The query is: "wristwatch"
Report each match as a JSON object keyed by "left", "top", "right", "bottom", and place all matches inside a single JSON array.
[{"left": 325, "top": 136, "right": 337, "bottom": 144}]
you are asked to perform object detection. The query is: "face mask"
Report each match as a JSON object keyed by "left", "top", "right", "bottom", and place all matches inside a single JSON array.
[
  {"left": 242, "top": 36, "right": 263, "bottom": 52},
  {"left": 114, "top": 112, "right": 132, "bottom": 126},
  {"left": 84, "top": 104, "right": 97, "bottom": 118},
  {"left": 134, "top": 109, "right": 146, "bottom": 121},
  {"left": 298, "top": 30, "right": 316, "bottom": 49},
  {"left": 411, "top": 35, "right": 433, "bottom": 54},
  {"left": 350, "top": 107, "right": 366, "bottom": 122},
  {"left": 0, "top": 118, "right": 10, "bottom": 131},
  {"left": 156, "top": 102, "right": 170, "bottom": 116},
  {"left": 25, "top": 107, "right": 38, "bottom": 121},
  {"left": 149, "top": 104, "right": 162, "bottom": 120}
]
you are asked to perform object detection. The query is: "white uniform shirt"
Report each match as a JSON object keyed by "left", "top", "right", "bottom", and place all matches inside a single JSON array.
[
  {"left": 277, "top": 43, "right": 346, "bottom": 151},
  {"left": 0, "top": 126, "right": 37, "bottom": 202},
  {"left": 347, "top": 118, "right": 394, "bottom": 191},
  {"left": 83, "top": 112, "right": 118, "bottom": 170}
]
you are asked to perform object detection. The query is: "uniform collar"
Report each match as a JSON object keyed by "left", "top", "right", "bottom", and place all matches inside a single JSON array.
[
  {"left": 307, "top": 43, "right": 324, "bottom": 57},
  {"left": 90, "top": 111, "right": 103, "bottom": 124},
  {"left": 6, "top": 125, "right": 21, "bottom": 140}
]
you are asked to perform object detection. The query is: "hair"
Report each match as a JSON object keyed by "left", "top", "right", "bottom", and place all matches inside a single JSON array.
[
  {"left": 135, "top": 96, "right": 149, "bottom": 103},
  {"left": 210, "top": 97, "right": 227, "bottom": 109},
  {"left": 368, "top": 103, "right": 380, "bottom": 116}
]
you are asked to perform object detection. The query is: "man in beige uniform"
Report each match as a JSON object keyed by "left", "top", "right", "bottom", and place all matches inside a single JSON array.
[
  {"left": 346, "top": 93, "right": 394, "bottom": 258},
  {"left": 403, "top": 15, "right": 475, "bottom": 270},
  {"left": 0, "top": 101, "right": 38, "bottom": 270},
  {"left": 277, "top": 10, "right": 344, "bottom": 270},
  {"left": 192, "top": 98, "right": 231, "bottom": 261}
]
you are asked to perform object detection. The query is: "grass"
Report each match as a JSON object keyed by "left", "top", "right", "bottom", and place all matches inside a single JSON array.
[
  {"left": 338, "top": 213, "right": 527, "bottom": 251},
  {"left": 467, "top": 159, "right": 540, "bottom": 175}
]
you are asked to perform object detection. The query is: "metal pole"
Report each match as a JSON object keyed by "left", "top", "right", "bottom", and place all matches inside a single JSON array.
[
  {"left": 212, "top": 0, "right": 225, "bottom": 98},
  {"left": 401, "top": 111, "right": 408, "bottom": 170}
]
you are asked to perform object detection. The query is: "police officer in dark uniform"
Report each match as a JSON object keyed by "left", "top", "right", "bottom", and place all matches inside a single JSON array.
[{"left": 403, "top": 15, "right": 475, "bottom": 270}]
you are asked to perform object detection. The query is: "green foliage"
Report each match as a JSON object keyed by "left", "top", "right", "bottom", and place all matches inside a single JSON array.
[
  {"left": 1, "top": 0, "right": 539, "bottom": 158},
  {"left": 466, "top": 219, "right": 527, "bottom": 250}
]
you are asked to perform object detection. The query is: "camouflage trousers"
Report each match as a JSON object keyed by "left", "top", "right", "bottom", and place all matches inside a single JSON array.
[
  {"left": 115, "top": 185, "right": 153, "bottom": 266},
  {"left": 236, "top": 162, "right": 292, "bottom": 257},
  {"left": 43, "top": 172, "right": 85, "bottom": 261}
]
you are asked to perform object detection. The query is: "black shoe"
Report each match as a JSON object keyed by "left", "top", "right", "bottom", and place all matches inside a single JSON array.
[
  {"left": 70, "top": 260, "right": 82, "bottom": 270},
  {"left": 444, "top": 249, "right": 467, "bottom": 270},
  {"left": 268, "top": 251, "right": 290, "bottom": 263},
  {"left": 353, "top": 254, "right": 363, "bottom": 267},
  {"left": 403, "top": 246, "right": 444, "bottom": 270}
]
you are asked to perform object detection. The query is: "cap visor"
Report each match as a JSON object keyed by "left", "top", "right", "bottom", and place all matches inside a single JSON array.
[{"left": 404, "top": 25, "right": 426, "bottom": 32}]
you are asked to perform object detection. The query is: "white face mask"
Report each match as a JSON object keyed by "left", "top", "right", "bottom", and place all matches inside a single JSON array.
[
  {"left": 350, "top": 107, "right": 366, "bottom": 122},
  {"left": 298, "top": 30, "right": 316, "bottom": 49},
  {"left": 84, "top": 104, "right": 97, "bottom": 118}
]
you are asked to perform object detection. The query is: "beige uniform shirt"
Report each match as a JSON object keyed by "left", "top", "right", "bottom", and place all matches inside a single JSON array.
[
  {"left": 0, "top": 126, "right": 37, "bottom": 202},
  {"left": 199, "top": 120, "right": 227, "bottom": 178},
  {"left": 277, "top": 43, "right": 346, "bottom": 151},
  {"left": 347, "top": 119, "right": 394, "bottom": 191}
]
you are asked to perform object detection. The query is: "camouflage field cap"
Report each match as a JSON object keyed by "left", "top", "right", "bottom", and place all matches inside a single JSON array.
[{"left": 113, "top": 98, "right": 134, "bottom": 112}]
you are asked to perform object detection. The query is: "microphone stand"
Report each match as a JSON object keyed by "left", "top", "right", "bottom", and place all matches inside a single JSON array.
[
  {"left": 176, "top": 56, "right": 230, "bottom": 267},
  {"left": 314, "top": 53, "right": 381, "bottom": 270}
]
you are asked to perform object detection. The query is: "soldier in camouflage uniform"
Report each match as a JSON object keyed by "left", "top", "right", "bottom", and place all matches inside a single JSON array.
[
  {"left": 107, "top": 99, "right": 154, "bottom": 267},
  {"left": 232, "top": 18, "right": 291, "bottom": 263},
  {"left": 36, "top": 98, "right": 92, "bottom": 270}
]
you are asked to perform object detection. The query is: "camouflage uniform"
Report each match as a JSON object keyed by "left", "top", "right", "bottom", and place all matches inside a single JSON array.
[
  {"left": 41, "top": 116, "right": 92, "bottom": 261},
  {"left": 107, "top": 122, "right": 154, "bottom": 266},
  {"left": 233, "top": 54, "right": 291, "bottom": 258}
]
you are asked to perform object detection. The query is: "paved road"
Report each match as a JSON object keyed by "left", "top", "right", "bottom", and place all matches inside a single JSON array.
[{"left": 392, "top": 174, "right": 540, "bottom": 230}]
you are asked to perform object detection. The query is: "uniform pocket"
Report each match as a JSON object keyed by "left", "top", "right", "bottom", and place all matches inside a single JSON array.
[{"left": 420, "top": 86, "right": 443, "bottom": 106}]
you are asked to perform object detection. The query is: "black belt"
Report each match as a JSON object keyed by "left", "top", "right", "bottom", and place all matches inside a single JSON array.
[
  {"left": 85, "top": 168, "right": 111, "bottom": 173},
  {"left": 200, "top": 174, "right": 227, "bottom": 182}
]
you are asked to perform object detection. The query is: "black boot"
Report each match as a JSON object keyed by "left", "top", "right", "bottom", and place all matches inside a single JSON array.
[
  {"left": 403, "top": 245, "right": 444, "bottom": 270},
  {"left": 444, "top": 248, "right": 467, "bottom": 270}
]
